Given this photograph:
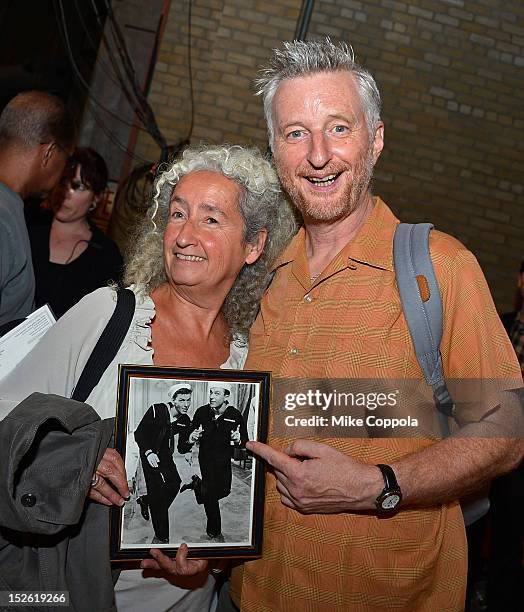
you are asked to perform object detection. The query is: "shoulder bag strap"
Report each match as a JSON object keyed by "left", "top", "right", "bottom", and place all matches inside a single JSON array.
[
  {"left": 71, "top": 288, "right": 136, "bottom": 402},
  {"left": 393, "top": 223, "right": 454, "bottom": 437},
  {"left": 394, "top": 223, "right": 492, "bottom": 524}
]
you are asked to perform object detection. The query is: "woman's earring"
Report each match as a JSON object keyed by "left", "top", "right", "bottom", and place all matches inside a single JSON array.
[{"left": 88, "top": 202, "right": 96, "bottom": 212}]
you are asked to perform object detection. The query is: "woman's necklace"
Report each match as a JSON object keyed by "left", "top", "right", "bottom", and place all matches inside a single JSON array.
[{"left": 64, "top": 239, "right": 91, "bottom": 264}]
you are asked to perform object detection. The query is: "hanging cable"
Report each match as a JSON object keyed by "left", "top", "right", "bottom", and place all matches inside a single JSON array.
[
  {"left": 100, "top": 0, "right": 167, "bottom": 153},
  {"left": 54, "top": 0, "right": 146, "bottom": 132},
  {"left": 72, "top": 0, "right": 146, "bottom": 113},
  {"left": 56, "top": 0, "right": 168, "bottom": 156},
  {"left": 186, "top": 0, "right": 195, "bottom": 143},
  {"left": 54, "top": 1, "right": 150, "bottom": 164},
  {"left": 87, "top": 0, "right": 150, "bottom": 127},
  {"left": 85, "top": 101, "right": 151, "bottom": 163}
]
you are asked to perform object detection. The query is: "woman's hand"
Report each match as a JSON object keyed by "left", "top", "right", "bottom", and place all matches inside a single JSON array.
[
  {"left": 141, "top": 543, "right": 208, "bottom": 576},
  {"left": 89, "top": 448, "right": 130, "bottom": 506}
]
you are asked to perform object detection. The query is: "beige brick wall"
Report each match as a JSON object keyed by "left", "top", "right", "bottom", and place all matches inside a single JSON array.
[
  {"left": 134, "top": 0, "right": 523, "bottom": 311},
  {"left": 134, "top": 0, "right": 300, "bottom": 160}
]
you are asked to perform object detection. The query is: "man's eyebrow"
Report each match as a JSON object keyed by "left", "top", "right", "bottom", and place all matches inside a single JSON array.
[
  {"left": 279, "top": 121, "right": 305, "bottom": 131},
  {"left": 327, "top": 113, "right": 354, "bottom": 122},
  {"left": 279, "top": 113, "right": 359, "bottom": 130}
]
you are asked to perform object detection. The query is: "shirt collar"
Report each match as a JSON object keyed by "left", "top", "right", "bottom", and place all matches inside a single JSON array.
[
  {"left": 211, "top": 403, "right": 228, "bottom": 417},
  {"left": 0, "top": 180, "right": 23, "bottom": 204},
  {"left": 271, "top": 197, "right": 398, "bottom": 275}
]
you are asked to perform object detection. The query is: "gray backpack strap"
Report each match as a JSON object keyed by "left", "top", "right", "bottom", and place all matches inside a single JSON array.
[
  {"left": 393, "top": 223, "right": 454, "bottom": 437},
  {"left": 394, "top": 223, "right": 489, "bottom": 525}
]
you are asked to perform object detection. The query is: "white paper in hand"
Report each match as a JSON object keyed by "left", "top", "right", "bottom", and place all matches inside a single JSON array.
[{"left": 0, "top": 304, "right": 56, "bottom": 381}]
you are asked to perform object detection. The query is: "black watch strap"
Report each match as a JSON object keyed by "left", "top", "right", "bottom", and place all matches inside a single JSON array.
[{"left": 376, "top": 464, "right": 399, "bottom": 490}]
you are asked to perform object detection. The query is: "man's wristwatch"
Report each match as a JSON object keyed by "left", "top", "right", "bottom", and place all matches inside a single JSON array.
[{"left": 375, "top": 464, "right": 402, "bottom": 512}]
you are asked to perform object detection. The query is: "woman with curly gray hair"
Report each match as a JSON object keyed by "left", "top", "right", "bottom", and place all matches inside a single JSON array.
[
  {"left": 125, "top": 143, "right": 297, "bottom": 339},
  {"left": 0, "top": 144, "right": 297, "bottom": 611}
]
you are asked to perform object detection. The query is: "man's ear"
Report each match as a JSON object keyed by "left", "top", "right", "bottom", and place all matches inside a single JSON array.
[
  {"left": 372, "top": 121, "right": 384, "bottom": 164},
  {"left": 41, "top": 142, "right": 56, "bottom": 167},
  {"left": 245, "top": 228, "right": 268, "bottom": 265}
]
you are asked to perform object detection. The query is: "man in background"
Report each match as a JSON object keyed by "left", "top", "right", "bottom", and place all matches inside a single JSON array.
[
  {"left": 501, "top": 260, "right": 524, "bottom": 376},
  {"left": 0, "top": 90, "right": 75, "bottom": 327},
  {"left": 487, "top": 260, "right": 524, "bottom": 610}
]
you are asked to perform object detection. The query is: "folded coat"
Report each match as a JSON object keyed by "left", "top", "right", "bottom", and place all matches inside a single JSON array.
[{"left": 0, "top": 393, "right": 115, "bottom": 612}]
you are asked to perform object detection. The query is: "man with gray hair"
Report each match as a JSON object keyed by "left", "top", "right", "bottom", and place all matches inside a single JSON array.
[
  {"left": 0, "top": 91, "right": 75, "bottom": 326},
  {"left": 227, "top": 39, "right": 523, "bottom": 610}
]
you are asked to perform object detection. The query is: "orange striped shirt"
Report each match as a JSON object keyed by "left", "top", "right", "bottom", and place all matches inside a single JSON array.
[{"left": 230, "top": 198, "right": 521, "bottom": 611}]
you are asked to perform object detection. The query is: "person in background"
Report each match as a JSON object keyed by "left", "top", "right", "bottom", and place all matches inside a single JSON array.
[
  {"left": 29, "top": 147, "right": 123, "bottom": 319},
  {"left": 0, "top": 90, "right": 74, "bottom": 327},
  {"left": 486, "top": 260, "right": 524, "bottom": 611},
  {"left": 501, "top": 260, "right": 524, "bottom": 376}
]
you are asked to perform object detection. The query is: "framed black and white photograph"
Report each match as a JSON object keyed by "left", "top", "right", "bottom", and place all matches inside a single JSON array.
[{"left": 110, "top": 364, "right": 270, "bottom": 562}]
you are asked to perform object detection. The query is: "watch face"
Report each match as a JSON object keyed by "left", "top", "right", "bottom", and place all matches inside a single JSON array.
[{"left": 381, "top": 494, "right": 401, "bottom": 510}]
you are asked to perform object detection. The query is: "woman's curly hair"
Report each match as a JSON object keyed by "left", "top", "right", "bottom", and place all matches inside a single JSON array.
[{"left": 124, "top": 144, "right": 298, "bottom": 338}]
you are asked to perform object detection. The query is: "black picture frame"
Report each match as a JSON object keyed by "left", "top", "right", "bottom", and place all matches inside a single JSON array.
[{"left": 110, "top": 364, "right": 270, "bottom": 562}]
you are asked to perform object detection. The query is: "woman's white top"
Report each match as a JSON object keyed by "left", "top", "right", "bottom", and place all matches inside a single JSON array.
[
  {"left": 1, "top": 285, "right": 247, "bottom": 416},
  {"left": 0, "top": 285, "right": 248, "bottom": 612}
]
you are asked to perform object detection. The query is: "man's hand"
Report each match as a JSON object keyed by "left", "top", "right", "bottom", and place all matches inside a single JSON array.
[
  {"left": 246, "top": 439, "right": 382, "bottom": 514},
  {"left": 189, "top": 426, "right": 203, "bottom": 444},
  {"left": 141, "top": 543, "right": 208, "bottom": 576},
  {"left": 88, "top": 448, "right": 130, "bottom": 506},
  {"left": 147, "top": 452, "right": 160, "bottom": 468},
  {"left": 230, "top": 425, "right": 241, "bottom": 444}
]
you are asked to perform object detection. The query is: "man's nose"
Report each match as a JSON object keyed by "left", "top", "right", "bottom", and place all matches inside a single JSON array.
[{"left": 307, "top": 132, "right": 331, "bottom": 168}]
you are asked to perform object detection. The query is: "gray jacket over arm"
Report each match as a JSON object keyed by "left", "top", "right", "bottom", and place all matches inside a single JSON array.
[{"left": 0, "top": 393, "right": 115, "bottom": 612}]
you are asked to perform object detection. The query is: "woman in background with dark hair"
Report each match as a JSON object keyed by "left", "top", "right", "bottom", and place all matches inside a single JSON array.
[{"left": 29, "top": 147, "right": 123, "bottom": 318}]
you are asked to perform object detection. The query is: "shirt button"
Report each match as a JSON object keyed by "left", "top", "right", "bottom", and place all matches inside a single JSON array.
[
  {"left": 290, "top": 347, "right": 300, "bottom": 355},
  {"left": 21, "top": 493, "right": 36, "bottom": 507},
  {"left": 304, "top": 294, "right": 313, "bottom": 303}
]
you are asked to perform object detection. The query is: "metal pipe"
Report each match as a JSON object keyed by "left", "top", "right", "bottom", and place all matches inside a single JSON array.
[{"left": 294, "top": 0, "right": 315, "bottom": 41}]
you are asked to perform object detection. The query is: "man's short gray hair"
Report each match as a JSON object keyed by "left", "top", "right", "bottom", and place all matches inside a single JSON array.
[
  {"left": 124, "top": 144, "right": 298, "bottom": 338},
  {"left": 255, "top": 38, "right": 382, "bottom": 147}
]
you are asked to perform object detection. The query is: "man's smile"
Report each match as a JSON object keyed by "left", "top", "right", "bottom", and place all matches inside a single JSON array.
[{"left": 305, "top": 172, "right": 342, "bottom": 187}]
